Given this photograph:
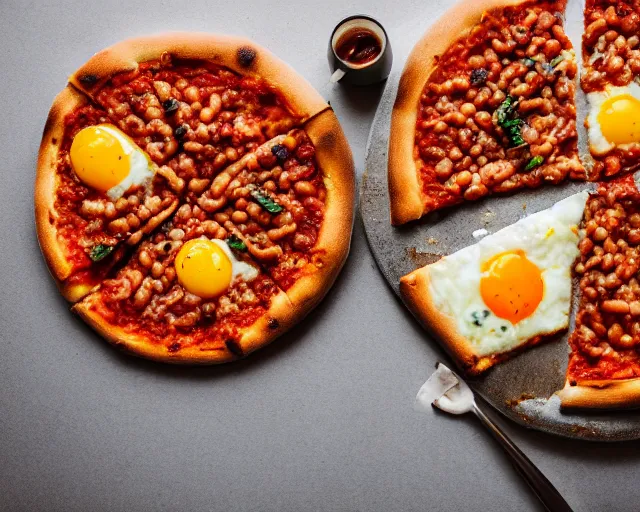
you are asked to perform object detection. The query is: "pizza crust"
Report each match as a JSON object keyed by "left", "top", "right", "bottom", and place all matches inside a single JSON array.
[
  {"left": 35, "top": 86, "right": 96, "bottom": 301},
  {"left": 72, "top": 289, "right": 301, "bottom": 364},
  {"left": 557, "top": 379, "right": 640, "bottom": 409},
  {"left": 399, "top": 265, "right": 561, "bottom": 375},
  {"left": 283, "top": 109, "right": 355, "bottom": 317},
  {"left": 69, "top": 32, "right": 329, "bottom": 122},
  {"left": 36, "top": 86, "right": 86, "bottom": 283},
  {"left": 388, "top": 0, "right": 534, "bottom": 225}
]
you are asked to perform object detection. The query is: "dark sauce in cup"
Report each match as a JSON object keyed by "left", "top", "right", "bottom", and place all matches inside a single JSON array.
[{"left": 335, "top": 28, "right": 382, "bottom": 66}]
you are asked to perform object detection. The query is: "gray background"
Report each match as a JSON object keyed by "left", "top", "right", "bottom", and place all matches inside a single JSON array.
[{"left": 0, "top": 0, "right": 638, "bottom": 511}]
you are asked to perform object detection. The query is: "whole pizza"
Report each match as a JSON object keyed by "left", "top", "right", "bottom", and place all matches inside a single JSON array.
[
  {"left": 388, "top": 0, "right": 640, "bottom": 409},
  {"left": 35, "top": 33, "right": 355, "bottom": 363}
]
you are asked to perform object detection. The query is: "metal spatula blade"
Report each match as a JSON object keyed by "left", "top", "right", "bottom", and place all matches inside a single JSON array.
[{"left": 417, "top": 363, "right": 574, "bottom": 512}]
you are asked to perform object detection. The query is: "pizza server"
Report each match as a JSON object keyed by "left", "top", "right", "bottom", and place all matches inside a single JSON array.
[{"left": 416, "top": 364, "right": 574, "bottom": 512}]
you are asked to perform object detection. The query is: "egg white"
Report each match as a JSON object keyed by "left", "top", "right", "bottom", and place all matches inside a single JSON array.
[
  {"left": 428, "top": 192, "right": 588, "bottom": 357},
  {"left": 586, "top": 82, "right": 640, "bottom": 156},
  {"left": 210, "top": 238, "right": 259, "bottom": 283},
  {"left": 98, "top": 125, "right": 155, "bottom": 200}
]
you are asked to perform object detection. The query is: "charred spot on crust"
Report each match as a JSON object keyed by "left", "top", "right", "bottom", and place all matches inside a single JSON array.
[
  {"left": 237, "top": 46, "right": 257, "bottom": 67},
  {"left": 317, "top": 130, "right": 337, "bottom": 151},
  {"left": 225, "top": 339, "right": 244, "bottom": 357},
  {"left": 268, "top": 318, "right": 280, "bottom": 330},
  {"left": 42, "top": 108, "right": 58, "bottom": 139},
  {"left": 51, "top": 137, "right": 58, "bottom": 144},
  {"left": 78, "top": 73, "right": 98, "bottom": 85},
  {"left": 168, "top": 342, "right": 181, "bottom": 353}
]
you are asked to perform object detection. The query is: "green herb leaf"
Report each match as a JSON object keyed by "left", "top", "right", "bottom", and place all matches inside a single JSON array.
[
  {"left": 521, "top": 57, "right": 536, "bottom": 67},
  {"left": 496, "top": 96, "right": 526, "bottom": 147},
  {"left": 496, "top": 96, "right": 515, "bottom": 125},
  {"left": 226, "top": 234, "right": 247, "bottom": 252},
  {"left": 525, "top": 155, "right": 544, "bottom": 171},
  {"left": 89, "top": 244, "right": 113, "bottom": 262},
  {"left": 471, "top": 310, "right": 490, "bottom": 327},
  {"left": 550, "top": 55, "right": 565, "bottom": 67},
  {"left": 250, "top": 187, "right": 283, "bottom": 214}
]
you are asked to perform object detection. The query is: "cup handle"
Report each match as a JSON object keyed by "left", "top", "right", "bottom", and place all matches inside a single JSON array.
[{"left": 330, "top": 68, "right": 347, "bottom": 83}]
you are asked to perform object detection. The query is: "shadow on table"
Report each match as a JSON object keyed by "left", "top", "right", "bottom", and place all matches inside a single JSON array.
[{"left": 331, "top": 80, "right": 387, "bottom": 114}]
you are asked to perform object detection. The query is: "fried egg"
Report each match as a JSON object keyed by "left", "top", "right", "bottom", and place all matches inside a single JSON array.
[
  {"left": 70, "top": 124, "right": 154, "bottom": 200},
  {"left": 586, "top": 82, "right": 640, "bottom": 155},
  {"left": 428, "top": 191, "right": 588, "bottom": 356},
  {"left": 175, "top": 238, "right": 258, "bottom": 299}
]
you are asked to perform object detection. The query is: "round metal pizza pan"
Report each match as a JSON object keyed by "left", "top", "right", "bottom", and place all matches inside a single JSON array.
[{"left": 360, "top": 31, "right": 640, "bottom": 441}]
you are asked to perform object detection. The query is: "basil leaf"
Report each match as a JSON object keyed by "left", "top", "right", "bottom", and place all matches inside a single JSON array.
[
  {"left": 250, "top": 188, "right": 283, "bottom": 214},
  {"left": 496, "top": 96, "right": 527, "bottom": 147},
  {"left": 525, "top": 155, "right": 544, "bottom": 171},
  {"left": 89, "top": 244, "right": 113, "bottom": 262},
  {"left": 496, "top": 96, "right": 515, "bottom": 125},
  {"left": 550, "top": 55, "right": 564, "bottom": 68},
  {"left": 226, "top": 235, "right": 247, "bottom": 252}
]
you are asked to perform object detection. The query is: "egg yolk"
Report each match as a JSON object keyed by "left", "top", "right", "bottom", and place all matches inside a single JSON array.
[
  {"left": 597, "top": 94, "right": 640, "bottom": 145},
  {"left": 479, "top": 250, "right": 543, "bottom": 324},
  {"left": 175, "top": 239, "right": 233, "bottom": 299},
  {"left": 69, "top": 124, "right": 132, "bottom": 192}
]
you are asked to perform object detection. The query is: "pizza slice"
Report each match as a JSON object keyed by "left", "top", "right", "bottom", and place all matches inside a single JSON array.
[
  {"left": 400, "top": 191, "right": 588, "bottom": 375},
  {"left": 72, "top": 206, "right": 296, "bottom": 363},
  {"left": 388, "top": 0, "right": 584, "bottom": 225},
  {"left": 558, "top": 176, "right": 640, "bottom": 408},
  {"left": 36, "top": 86, "right": 180, "bottom": 301},
  {"left": 193, "top": 111, "right": 354, "bottom": 312},
  {"left": 581, "top": 0, "right": 640, "bottom": 179},
  {"left": 68, "top": 33, "right": 329, "bottom": 194}
]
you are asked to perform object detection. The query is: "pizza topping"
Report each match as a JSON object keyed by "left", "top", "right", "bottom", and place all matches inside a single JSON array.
[
  {"left": 420, "top": 192, "right": 587, "bottom": 365},
  {"left": 249, "top": 185, "right": 284, "bottom": 214},
  {"left": 414, "top": 0, "right": 582, "bottom": 213},
  {"left": 470, "top": 68, "right": 488, "bottom": 86},
  {"left": 525, "top": 155, "right": 544, "bottom": 170},
  {"left": 581, "top": 1, "right": 640, "bottom": 179},
  {"left": 92, "top": 207, "right": 280, "bottom": 346},
  {"left": 92, "top": 59, "right": 299, "bottom": 192},
  {"left": 271, "top": 143, "right": 290, "bottom": 162},
  {"left": 226, "top": 234, "right": 247, "bottom": 252},
  {"left": 89, "top": 244, "right": 114, "bottom": 262},
  {"left": 52, "top": 105, "right": 179, "bottom": 274},
  {"left": 570, "top": 177, "right": 640, "bottom": 381},
  {"left": 495, "top": 96, "right": 525, "bottom": 148},
  {"left": 162, "top": 98, "right": 180, "bottom": 115}
]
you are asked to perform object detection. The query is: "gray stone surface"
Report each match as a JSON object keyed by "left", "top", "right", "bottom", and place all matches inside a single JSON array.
[{"left": 0, "top": 0, "right": 639, "bottom": 511}]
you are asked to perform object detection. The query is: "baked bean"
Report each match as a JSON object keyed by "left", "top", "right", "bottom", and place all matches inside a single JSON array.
[
  {"left": 231, "top": 211, "right": 249, "bottom": 223},
  {"left": 433, "top": 121, "right": 448, "bottom": 133},
  {"left": 184, "top": 86, "right": 201, "bottom": 103},
  {"left": 294, "top": 181, "right": 317, "bottom": 196},
  {"left": 602, "top": 300, "right": 630, "bottom": 314},
  {"left": 460, "top": 103, "right": 476, "bottom": 117},
  {"left": 594, "top": 226, "right": 608, "bottom": 241}
]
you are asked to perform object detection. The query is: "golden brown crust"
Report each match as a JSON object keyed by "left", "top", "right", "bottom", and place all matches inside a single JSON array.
[
  {"left": 283, "top": 109, "right": 355, "bottom": 317},
  {"left": 35, "top": 86, "right": 88, "bottom": 298},
  {"left": 69, "top": 32, "right": 329, "bottom": 122},
  {"left": 557, "top": 379, "right": 640, "bottom": 409},
  {"left": 72, "top": 289, "right": 298, "bottom": 364},
  {"left": 399, "top": 265, "right": 560, "bottom": 375},
  {"left": 388, "top": 0, "right": 532, "bottom": 225},
  {"left": 399, "top": 266, "right": 484, "bottom": 372}
]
